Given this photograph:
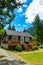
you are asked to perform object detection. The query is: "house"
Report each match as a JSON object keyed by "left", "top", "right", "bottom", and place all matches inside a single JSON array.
[{"left": 1, "top": 30, "right": 32, "bottom": 49}]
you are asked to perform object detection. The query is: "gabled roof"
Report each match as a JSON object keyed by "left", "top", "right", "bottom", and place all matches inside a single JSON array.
[{"left": 5, "top": 30, "right": 32, "bottom": 37}]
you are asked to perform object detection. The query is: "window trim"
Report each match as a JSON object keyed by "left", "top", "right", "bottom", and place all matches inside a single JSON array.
[{"left": 12, "top": 36, "right": 18, "bottom": 41}]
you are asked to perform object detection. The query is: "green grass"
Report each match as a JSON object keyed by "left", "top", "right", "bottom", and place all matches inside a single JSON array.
[{"left": 19, "top": 52, "right": 43, "bottom": 65}]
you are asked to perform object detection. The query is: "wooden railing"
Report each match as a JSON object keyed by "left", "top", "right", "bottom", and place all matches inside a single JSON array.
[
  {"left": 8, "top": 39, "right": 30, "bottom": 51},
  {"left": 22, "top": 42, "right": 29, "bottom": 51},
  {"left": 8, "top": 40, "right": 21, "bottom": 46}
]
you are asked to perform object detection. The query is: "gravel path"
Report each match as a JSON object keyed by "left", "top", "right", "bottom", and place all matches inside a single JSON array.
[
  {"left": 0, "top": 60, "right": 26, "bottom": 65},
  {"left": 0, "top": 48, "right": 29, "bottom": 65}
]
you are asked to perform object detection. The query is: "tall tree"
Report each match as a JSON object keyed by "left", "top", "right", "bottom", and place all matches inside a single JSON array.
[
  {"left": 11, "top": 25, "right": 15, "bottom": 30},
  {"left": 33, "top": 15, "right": 43, "bottom": 44},
  {"left": 0, "top": 0, "right": 22, "bottom": 28},
  {"left": 0, "top": 23, "right": 4, "bottom": 29},
  {"left": 8, "top": 24, "right": 11, "bottom": 30},
  {"left": 0, "top": 29, "right": 4, "bottom": 42},
  {"left": 23, "top": 29, "right": 26, "bottom": 32},
  {"left": 39, "top": 22, "right": 43, "bottom": 44}
]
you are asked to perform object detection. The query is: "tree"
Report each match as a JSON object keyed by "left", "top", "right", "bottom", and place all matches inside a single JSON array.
[
  {"left": 39, "top": 22, "right": 43, "bottom": 44},
  {"left": 8, "top": 24, "right": 15, "bottom": 30},
  {"left": 0, "top": 29, "right": 4, "bottom": 42},
  {"left": 33, "top": 15, "right": 43, "bottom": 44},
  {"left": 11, "top": 25, "right": 15, "bottom": 30},
  {"left": 0, "top": 0, "right": 22, "bottom": 43},
  {"left": 8, "top": 24, "right": 11, "bottom": 30},
  {"left": 23, "top": 29, "right": 26, "bottom": 32},
  {"left": 0, "top": 18, "right": 5, "bottom": 29},
  {"left": 0, "top": 0, "right": 22, "bottom": 28},
  {"left": 0, "top": 23, "right": 4, "bottom": 29}
]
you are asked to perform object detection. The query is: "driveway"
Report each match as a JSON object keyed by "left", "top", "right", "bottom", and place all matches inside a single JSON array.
[{"left": 0, "top": 48, "right": 29, "bottom": 65}]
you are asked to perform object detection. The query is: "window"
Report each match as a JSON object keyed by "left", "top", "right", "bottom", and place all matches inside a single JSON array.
[
  {"left": 25, "top": 37, "right": 30, "bottom": 42},
  {"left": 6, "top": 36, "right": 8, "bottom": 42},
  {"left": 12, "top": 36, "right": 18, "bottom": 41},
  {"left": 3, "top": 36, "right": 8, "bottom": 43},
  {"left": 21, "top": 37, "right": 24, "bottom": 42}
]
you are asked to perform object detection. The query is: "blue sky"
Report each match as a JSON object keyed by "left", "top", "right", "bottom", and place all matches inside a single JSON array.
[
  {"left": 10, "top": 0, "right": 32, "bottom": 31},
  {"left": 5, "top": 0, "right": 43, "bottom": 31}
]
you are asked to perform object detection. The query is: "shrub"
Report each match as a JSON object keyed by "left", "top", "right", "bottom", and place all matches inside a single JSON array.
[
  {"left": 15, "top": 45, "right": 22, "bottom": 52},
  {"left": 36, "top": 42, "right": 42, "bottom": 46},
  {"left": 33, "top": 46, "right": 39, "bottom": 50}
]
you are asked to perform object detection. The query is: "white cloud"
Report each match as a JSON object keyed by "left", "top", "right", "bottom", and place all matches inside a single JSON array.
[
  {"left": 17, "top": 7, "right": 23, "bottom": 12},
  {"left": 25, "top": 0, "right": 43, "bottom": 23},
  {"left": 17, "top": 0, "right": 27, "bottom": 12},
  {"left": 23, "top": 24, "right": 26, "bottom": 27},
  {"left": 18, "top": 24, "right": 21, "bottom": 26},
  {"left": 16, "top": 0, "right": 27, "bottom": 3},
  {"left": 23, "top": 4, "right": 28, "bottom": 7},
  {"left": 22, "top": 0, "right": 27, "bottom": 3}
]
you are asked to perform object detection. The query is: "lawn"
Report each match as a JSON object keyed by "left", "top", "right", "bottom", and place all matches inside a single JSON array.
[{"left": 19, "top": 52, "right": 43, "bottom": 65}]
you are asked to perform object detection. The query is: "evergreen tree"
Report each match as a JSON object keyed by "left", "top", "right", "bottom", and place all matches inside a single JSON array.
[
  {"left": 0, "top": 23, "right": 4, "bottom": 30},
  {"left": 33, "top": 15, "right": 43, "bottom": 44},
  {"left": 0, "top": 18, "right": 5, "bottom": 29},
  {"left": 39, "top": 22, "right": 43, "bottom": 44},
  {"left": 8, "top": 24, "right": 11, "bottom": 30},
  {"left": 11, "top": 25, "right": 15, "bottom": 30},
  {"left": 0, "top": 29, "right": 4, "bottom": 42},
  {"left": 23, "top": 29, "right": 26, "bottom": 32}
]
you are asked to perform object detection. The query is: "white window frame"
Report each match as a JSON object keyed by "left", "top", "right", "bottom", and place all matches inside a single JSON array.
[
  {"left": 21, "top": 36, "right": 24, "bottom": 42},
  {"left": 5, "top": 36, "right": 8, "bottom": 42},
  {"left": 12, "top": 36, "right": 18, "bottom": 41},
  {"left": 25, "top": 37, "right": 30, "bottom": 42}
]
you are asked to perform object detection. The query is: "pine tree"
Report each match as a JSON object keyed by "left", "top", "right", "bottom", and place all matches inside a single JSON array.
[
  {"left": 8, "top": 24, "right": 11, "bottom": 30},
  {"left": 23, "top": 29, "right": 26, "bottom": 32},
  {"left": 33, "top": 15, "right": 43, "bottom": 44},
  {"left": 11, "top": 25, "right": 15, "bottom": 30}
]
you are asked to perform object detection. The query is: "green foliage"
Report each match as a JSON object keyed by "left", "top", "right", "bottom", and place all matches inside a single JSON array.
[
  {"left": 33, "top": 46, "right": 39, "bottom": 50},
  {"left": 0, "top": 29, "right": 5, "bottom": 41},
  {"left": 0, "top": 23, "right": 4, "bottom": 30},
  {"left": 33, "top": 15, "right": 43, "bottom": 44},
  {"left": 32, "top": 37, "right": 36, "bottom": 41},
  {"left": 8, "top": 24, "right": 15, "bottom": 30},
  {"left": 37, "top": 42, "right": 40, "bottom": 46},
  {"left": 23, "top": 29, "right": 26, "bottom": 32},
  {"left": 8, "top": 24, "right": 11, "bottom": 30},
  {"left": 11, "top": 25, "right": 15, "bottom": 30},
  {"left": 15, "top": 45, "right": 22, "bottom": 52},
  {"left": 0, "top": 0, "right": 22, "bottom": 28}
]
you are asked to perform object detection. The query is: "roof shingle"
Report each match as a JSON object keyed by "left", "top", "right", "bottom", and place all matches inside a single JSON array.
[{"left": 5, "top": 30, "right": 32, "bottom": 37}]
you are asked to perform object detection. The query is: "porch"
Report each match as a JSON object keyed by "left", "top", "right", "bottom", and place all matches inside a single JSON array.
[
  {"left": 1, "top": 35, "right": 31, "bottom": 49},
  {"left": 8, "top": 36, "right": 31, "bottom": 46}
]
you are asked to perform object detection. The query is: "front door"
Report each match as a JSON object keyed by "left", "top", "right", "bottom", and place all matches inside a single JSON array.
[
  {"left": 21, "top": 36, "right": 24, "bottom": 43},
  {"left": 18, "top": 36, "right": 21, "bottom": 43},
  {"left": 18, "top": 36, "right": 21, "bottom": 40}
]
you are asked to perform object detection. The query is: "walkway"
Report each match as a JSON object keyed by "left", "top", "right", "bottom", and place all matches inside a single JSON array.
[{"left": 0, "top": 48, "right": 29, "bottom": 65}]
